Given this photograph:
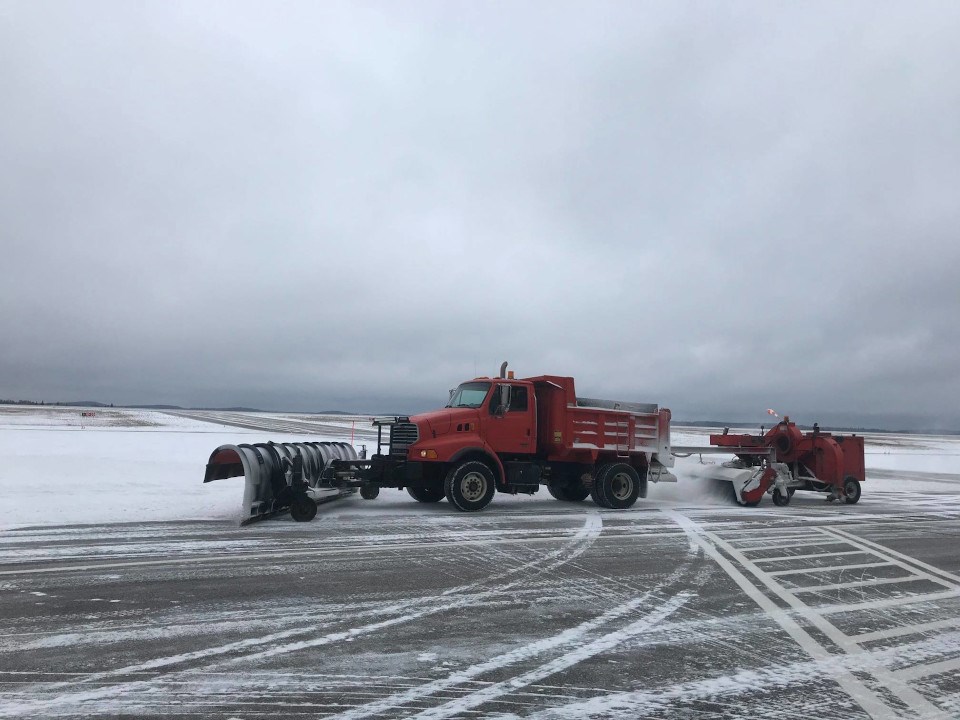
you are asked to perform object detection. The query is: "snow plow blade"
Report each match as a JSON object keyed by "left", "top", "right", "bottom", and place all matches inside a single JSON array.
[{"left": 204, "top": 441, "right": 359, "bottom": 525}]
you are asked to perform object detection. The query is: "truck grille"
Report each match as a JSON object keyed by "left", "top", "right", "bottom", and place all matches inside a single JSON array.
[{"left": 390, "top": 423, "right": 419, "bottom": 457}]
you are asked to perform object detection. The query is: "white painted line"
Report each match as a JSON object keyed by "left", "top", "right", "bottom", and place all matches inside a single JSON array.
[
  {"left": 814, "top": 529, "right": 957, "bottom": 592},
  {"left": 816, "top": 589, "right": 960, "bottom": 615},
  {"left": 736, "top": 538, "right": 850, "bottom": 553},
  {"left": 698, "top": 525, "right": 946, "bottom": 718},
  {"left": 725, "top": 534, "right": 817, "bottom": 547},
  {"left": 767, "top": 561, "right": 894, "bottom": 577},
  {"left": 661, "top": 511, "right": 900, "bottom": 720},
  {"left": 895, "top": 657, "right": 960, "bottom": 682},
  {"left": 824, "top": 527, "right": 960, "bottom": 586},
  {"left": 754, "top": 549, "right": 868, "bottom": 563},
  {"left": 793, "top": 575, "right": 927, "bottom": 594},
  {"left": 853, "top": 618, "right": 960, "bottom": 644}
]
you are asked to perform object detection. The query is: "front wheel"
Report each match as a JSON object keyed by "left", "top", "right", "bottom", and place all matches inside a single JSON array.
[
  {"left": 444, "top": 461, "right": 496, "bottom": 512},
  {"left": 290, "top": 494, "right": 318, "bottom": 522},
  {"left": 843, "top": 477, "right": 861, "bottom": 504}
]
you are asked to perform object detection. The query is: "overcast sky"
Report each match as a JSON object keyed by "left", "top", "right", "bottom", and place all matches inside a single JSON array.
[{"left": 2, "top": 1, "right": 959, "bottom": 429}]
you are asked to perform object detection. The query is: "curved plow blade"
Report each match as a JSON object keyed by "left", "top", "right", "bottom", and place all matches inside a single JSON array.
[{"left": 205, "top": 441, "right": 359, "bottom": 524}]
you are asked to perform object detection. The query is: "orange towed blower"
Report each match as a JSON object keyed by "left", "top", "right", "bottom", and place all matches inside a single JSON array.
[{"left": 677, "top": 418, "right": 865, "bottom": 507}]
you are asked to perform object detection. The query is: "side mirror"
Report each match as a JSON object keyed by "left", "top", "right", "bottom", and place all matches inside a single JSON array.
[{"left": 495, "top": 384, "right": 511, "bottom": 416}]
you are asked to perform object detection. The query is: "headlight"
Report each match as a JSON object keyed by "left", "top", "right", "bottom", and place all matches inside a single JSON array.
[{"left": 419, "top": 449, "right": 438, "bottom": 459}]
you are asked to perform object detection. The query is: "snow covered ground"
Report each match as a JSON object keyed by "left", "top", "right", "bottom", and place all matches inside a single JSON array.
[
  {"left": 0, "top": 406, "right": 956, "bottom": 530},
  {"left": 2, "top": 406, "right": 959, "bottom": 718}
]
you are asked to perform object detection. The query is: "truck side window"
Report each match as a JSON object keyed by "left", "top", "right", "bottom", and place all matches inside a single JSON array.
[{"left": 509, "top": 386, "right": 528, "bottom": 412}]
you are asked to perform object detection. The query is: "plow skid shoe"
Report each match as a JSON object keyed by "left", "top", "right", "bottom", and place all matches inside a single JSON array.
[{"left": 204, "top": 441, "right": 359, "bottom": 524}]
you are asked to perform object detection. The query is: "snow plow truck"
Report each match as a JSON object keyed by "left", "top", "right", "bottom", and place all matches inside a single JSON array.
[{"left": 204, "top": 363, "right": 865, "bottom": 524}]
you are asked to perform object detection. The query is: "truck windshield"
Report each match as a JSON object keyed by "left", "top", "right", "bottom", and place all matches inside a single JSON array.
[{"left": 446, "top": 382, "right": 491, "bottom": 408}]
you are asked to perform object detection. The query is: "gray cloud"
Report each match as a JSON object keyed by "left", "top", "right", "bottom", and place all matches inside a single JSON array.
[{"left": 2, "top": 1, "right": 959, "bottom": 429}]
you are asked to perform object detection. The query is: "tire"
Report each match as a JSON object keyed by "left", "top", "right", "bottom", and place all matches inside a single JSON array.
[
  {"left": 407, "top": 486, "right": 445, "bottom": 503},
  {"left": 843, "top": 477, "right": 861, "bottom": 504},
  {"left": 290, "top": 494, "right": 318, "bottom": 522},
  {"left": 772, "top": 488, "right": 791, "bottom": 507},
  {"left": 593, "top": 463, "right": 641, "bottom": 510},
  {"left": 548, "top": 481, "right": 590, "bottom": 502},
  {"left": 444, "top": 461, "right": 496, "bottom": 512},
  {"left": 360, "top": 485, "right": 380, "bottom": 500},
  {"left": 590, "top": 475, "right": 611, "bottom": 509}
]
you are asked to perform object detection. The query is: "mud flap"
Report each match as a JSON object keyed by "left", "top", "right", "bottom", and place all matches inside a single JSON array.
[{"left": 204, "top": 441, "right": 359, "bottom": 524}]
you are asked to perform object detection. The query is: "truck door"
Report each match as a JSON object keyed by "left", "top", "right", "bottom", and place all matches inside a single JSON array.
[{"left": 483, "top": 382, "right": 536, "bottom": 455}]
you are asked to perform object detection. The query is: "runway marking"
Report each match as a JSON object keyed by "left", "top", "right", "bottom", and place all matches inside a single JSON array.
[
  {"left": 767, "top": 560, "right": 894, "bottom": 576},
  {"left": 793, "top": 575, "right": 930, "bottom": 594},
  {"left": 853, "top": 618, "right": 960, "bottom": 644},
  {"left": 734, "top": 538, "right": 849, "bottom": 553},
  {"left": 815, "top": 589, "right": 960, "bottom": 615},
  {"left": 664, "top": 510, "right": 949, "bottom": 720},
  {"left": 824, "top": 527, "right": 960, "bottom": 585},
  {"left": 895, "top": 657, "right": 960, "bottom": 682},
  {"left": 754, "top": 549, "right": 869, "bottom": 563}
]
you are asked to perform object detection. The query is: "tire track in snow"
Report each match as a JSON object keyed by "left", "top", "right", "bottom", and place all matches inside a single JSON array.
[
  {"left": 404, "top": 591, "right": 692, "bottom": 720},
  {"left": 321, "top": 517, "right": 706, "bottom": 719},
  {"left": 326, "top": 572, "right": 693, "bottom": 719},
  {"left": 0, "top": 514, "right": 604, "bottom": 717}
]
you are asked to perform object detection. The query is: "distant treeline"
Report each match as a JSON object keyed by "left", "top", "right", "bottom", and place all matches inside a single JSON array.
[{"left": 0, "top": 399, "right": 115, "bottom": 407}]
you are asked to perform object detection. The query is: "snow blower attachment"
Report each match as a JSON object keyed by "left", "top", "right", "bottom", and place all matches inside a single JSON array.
[
  {"left": 204, "top": 442, "right": 360, "bottom": 525},
  {"left": 675, "top": 418, "right": 865, "bottom": 507}
]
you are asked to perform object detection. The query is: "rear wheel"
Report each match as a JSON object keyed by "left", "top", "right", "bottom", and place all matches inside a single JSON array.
[
  {"left": 843, "top": 477, "right": 861, "bottom": 504},
  {"left": 592, "top": 463, "right": 642, "bottom": 510},
  {"left": 407, "top": 486, "right": 445, "bottom": 503},
  {"left": 290, "top": 494, "right": 317, "bottom": 522},
  {"left": 444, "top": 461, "right": 496, "bottom": 512},
  {"left": 360, "top": 485, "right": 380, "bottom": 500}
]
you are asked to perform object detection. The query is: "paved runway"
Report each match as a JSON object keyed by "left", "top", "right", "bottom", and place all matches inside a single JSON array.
[{"left": 2, "top": 486, "right": 959, "bottom": 719}]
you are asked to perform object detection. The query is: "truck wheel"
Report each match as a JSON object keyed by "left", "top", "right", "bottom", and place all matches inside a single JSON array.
[
  {"left": 772, "top": 488, "right": 791, "bottom": 507},
  {"left": 593, "top": 463, "right": 641, "bottom": 510},
  {"left": 360, "top": 485, "right": 380, "bottom": 500},
  {"left": 444, "top": 461, "right": 496, "bottom": 512},
  {"left": 290, "top": 494, "right": 317, "bottom": 522},
  {"left": 843, "top": 477, "right": 861, "bottom": 504},
  {"left": 407, "top": 486, "right": 445, "bottom": 503}
]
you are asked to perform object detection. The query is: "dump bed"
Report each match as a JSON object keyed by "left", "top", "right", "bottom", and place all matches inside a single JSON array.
[{"left": 530, "top": 376, "right": 672, "bottom": 465}]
